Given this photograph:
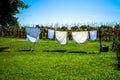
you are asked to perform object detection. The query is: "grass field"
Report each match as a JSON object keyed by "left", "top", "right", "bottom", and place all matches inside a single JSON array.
[{"left": 0, "top": 37, "right": 120, "bottom": 80}]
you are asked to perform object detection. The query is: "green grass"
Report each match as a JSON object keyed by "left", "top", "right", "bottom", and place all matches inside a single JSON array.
[{"left": 0, "top": 37, "right": 120, "bottom": 80}]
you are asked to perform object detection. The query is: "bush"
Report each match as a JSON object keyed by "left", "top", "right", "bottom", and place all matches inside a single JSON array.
[{"left": 112, "top": 31, "right": 120, "bottom": 69}]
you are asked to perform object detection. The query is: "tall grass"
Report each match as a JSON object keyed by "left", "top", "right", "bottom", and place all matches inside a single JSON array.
[{"left": 0, "top": 37, "right": 120, "bottom": 80}]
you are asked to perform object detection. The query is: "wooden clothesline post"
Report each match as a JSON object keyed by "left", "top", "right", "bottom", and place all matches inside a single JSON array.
[{"left": 99, "top": 27, "right": 102, "bottom": 53}]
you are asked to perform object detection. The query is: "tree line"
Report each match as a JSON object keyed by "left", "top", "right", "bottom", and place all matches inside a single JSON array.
[{"left": 0, "top": 24, "right": 120, "bottom": 41}]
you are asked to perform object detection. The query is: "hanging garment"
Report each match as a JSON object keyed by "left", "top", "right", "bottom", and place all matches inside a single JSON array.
[
  {"left": 90, "top": 30, "right": 97, "bottom": 41},
  {"left": 26, "top": 27, "right": 40, "bottom": 43},
  {"left": 72, "top": 31, "right": 88, "bottom": 44},
  {"left": 55, "top": 31, "right": 68, "bottom": 45},
  {"left": 48, "top": 29, "right": 54, "bottom": 39}
]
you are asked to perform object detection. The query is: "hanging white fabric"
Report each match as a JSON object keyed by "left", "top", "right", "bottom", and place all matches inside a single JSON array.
[
  {"left": 48, "top": 29, "right": 54, "bottom": 39},
  {"left": 72, "top": 31, "right": 88, "bottom": 44},
  {"left": 90, "top": 30, "right": 97, "bottom": 41},
  {"left": 26, "top": 27, "right": 40, "bottom": 43},
  {"left": 55, "top": 31, "right": 68, "bottom": 45}
]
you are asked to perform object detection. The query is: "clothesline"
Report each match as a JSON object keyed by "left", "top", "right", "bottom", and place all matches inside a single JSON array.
[{"left": 26, "top": 27, "right": 97, "bottom": 45}]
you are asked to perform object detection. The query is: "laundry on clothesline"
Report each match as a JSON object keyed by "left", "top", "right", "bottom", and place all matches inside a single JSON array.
[
  {"left": 25, "top": 28, "right": 97, "bottom": 44},
  {"left": 72, "top": 31, "right": 88, "bottom": 44},
  {"left": 48, "top": 29, "right": 55, "bottom": 39},
  {"left": 26, "top": 27, "right": 40, "bottom": 43},
  {"left": 90, "top": 30, "right": 97, "bottom": 41},
  {"left": 55, "top": 31, "right": 68, "bottom": 45}
]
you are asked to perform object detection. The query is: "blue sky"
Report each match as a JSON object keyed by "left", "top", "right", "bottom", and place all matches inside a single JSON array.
[{"left": 17, "top": 0, "right": 120, "bottom": 26}]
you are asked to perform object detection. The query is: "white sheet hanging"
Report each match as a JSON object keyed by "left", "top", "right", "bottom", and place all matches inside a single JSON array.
[
  {"left": 26, "top": 27, "right": 40, "bottom": 43},
  {"left": 90, "top": 30, "right": 97, "bottom": 41},
  {"left": 48, "top": 29, "right": 54, "bottom": 39},
  {"left": 72, "top": 31, "right": 88, "bottom": 44},
  {"left": 55, "top": 31, "right": 68, "bottom": 45}
]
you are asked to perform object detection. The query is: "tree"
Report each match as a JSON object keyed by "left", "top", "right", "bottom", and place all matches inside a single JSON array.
[
  {"left": 0, "top": 0, "right": 28, "bottom": 27},
  {"left": 61, "top": 26, "right": 67, "bottom": 31},
  {"left": 71, "top": 26, "right": 79, "bottom": 31},
  {"left": 35, "top": 24, "right": 40, "bottom": 28}
]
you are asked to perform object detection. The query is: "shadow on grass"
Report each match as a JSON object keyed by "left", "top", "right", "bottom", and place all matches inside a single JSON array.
[
  {"left": 43, "top": 50, "right": 98, "bottom": 54},
  {"left": 109, "top": 63, "right": 120, "bottom": 71},
  {"left": 43, "top": 50, "right": 67, "bottom": 52},
  {"left": 0, "top": 47, "right": 9, "bottom": 52},
  {"left": 18, "top": 49, "right": 34, "bottom": 52},
  {"left": 69, "top": 51, "right": 87, "bottom": 54},
  {"left": 68, "top": 51, "right": 98, "bottom": 54}
]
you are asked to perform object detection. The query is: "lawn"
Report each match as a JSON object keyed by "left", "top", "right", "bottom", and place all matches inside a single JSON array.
[{"left": 0, "top": 37, "right": 120, "bottom": 80}]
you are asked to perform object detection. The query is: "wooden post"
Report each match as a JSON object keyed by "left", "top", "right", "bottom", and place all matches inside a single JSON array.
[{"left": 99, "top": 27, "right": 102, "bottom": 52}]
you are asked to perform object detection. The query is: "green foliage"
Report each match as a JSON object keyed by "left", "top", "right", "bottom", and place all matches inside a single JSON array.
[
  {"left": 61, "top": 26, "right": 68, "bottom": 31},
  {"left": 112, "top": 25, "right": 120, "bottom": 69},
  {"left": 112, "top": 24, "right": 120, "bottom": 51},
  {"left": 112, "top": 34, "right": 120, "bottom": 52},
  {"left": 0, "top": 37, "right": 120, "bottom": 80},
  {"left": 0, "top": 0, "right": 28, "bottom": 26},
  {"left": 71, "top": 26, "right": 79, "bottom": 31},
  {"left": 35, "top": 24, "right": 41, "bottom": 28},
  {"left": 115, "top": 24, "right": 120, "bottom": 29}
]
